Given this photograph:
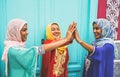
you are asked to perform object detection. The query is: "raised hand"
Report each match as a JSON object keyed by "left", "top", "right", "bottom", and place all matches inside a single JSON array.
[
  {"left": 65, "top": 22, "right": 77, "bottom": 42},
  {"left": 75, "top": 28, "right": 81, "bottom": 43},
  {"left": 43, "top": 22, "right": 76, "bottom": 52},
  {"left": 75, "top": 28, "right": 94, "bottom": 52}
]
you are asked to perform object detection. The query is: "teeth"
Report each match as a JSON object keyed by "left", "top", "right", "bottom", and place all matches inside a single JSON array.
[
  {"left": 94, "top": 33, "right": 98, "bottom": 36},
  {"left": 54, "top": 34, "right": 59, "bottom": 36},
  {"left": 55, "top": 35, "right": 59, "bottom": 36}
]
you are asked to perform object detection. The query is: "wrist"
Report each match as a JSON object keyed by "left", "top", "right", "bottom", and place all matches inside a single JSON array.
[
  {"left": 64, "top": 37, "right": 69, "bottom": 43},
  {"left": 78, "top": 39, "right": 83, "bottom": 44}
]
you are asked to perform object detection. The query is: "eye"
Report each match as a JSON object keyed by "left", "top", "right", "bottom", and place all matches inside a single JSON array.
[
  {"left": 51, "top": 28, "right": 55, "bottom": 31},
  {"left": 21, "top": 29, "right": 27, "bottom": 32},
  {"left": 96, "top": 27, "right": 100, "bottom": 30},
  {"left": 93, "top": 27, "right": 100, "bottom": 30},
  {"left": 57, "top": 28, "right": 60, "bottom": 31}
]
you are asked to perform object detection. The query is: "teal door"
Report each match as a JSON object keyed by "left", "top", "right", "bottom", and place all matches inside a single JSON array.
[{"left": 0, "top": 0, "right": 98, "bottom": 77}]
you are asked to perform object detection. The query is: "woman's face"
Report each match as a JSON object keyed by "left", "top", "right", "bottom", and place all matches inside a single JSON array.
[
  {"left": 20, "top": 24, "right": 28, "bottom": 42},
  {"left": 51, "top": 24, "right": 61, "bottom": 40},
  {"left": 93, "top": 23, "right": 102, "bottom": 39}
]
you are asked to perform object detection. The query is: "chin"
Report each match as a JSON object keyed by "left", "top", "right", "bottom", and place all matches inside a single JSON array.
[
  {"left": 95, "top": 36, "right": 99, "bottom": 39},
  {"left": 54, "top": 38, "right": 60, "bottom": 40},
  {"left": 54, "top": 37, "right": 60, "bottom": 39},
  {"left": 23, "top": 39, "right": 27, "bottom": 42}
]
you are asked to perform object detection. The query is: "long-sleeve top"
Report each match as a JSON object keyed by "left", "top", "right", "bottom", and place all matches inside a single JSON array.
[
  {"left": 8, "top": 45, "right": 45, "bottom": 77},
  {"left": 84, "top": 43, "right": 114, "bottom": 77}
]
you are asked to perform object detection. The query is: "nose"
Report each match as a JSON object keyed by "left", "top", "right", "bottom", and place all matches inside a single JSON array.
[
  {"left": 26, "top": 31, "right": 28, "bottom": 35},
  {"left": 93, "top": 29, "right": 96, "bottom": 33}
]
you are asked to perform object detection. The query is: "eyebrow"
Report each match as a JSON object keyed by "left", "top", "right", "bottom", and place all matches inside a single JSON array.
[{"left": 21, "top": 27, "right": 27, "bottom": 30}]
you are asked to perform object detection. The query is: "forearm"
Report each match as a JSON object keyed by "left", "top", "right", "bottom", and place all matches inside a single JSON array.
[
  {"left": 43, "top": 38, "right": 69, "bottom": 52},
  {"left": 78, "top": 39, "right": 94, "bottom": 53}
]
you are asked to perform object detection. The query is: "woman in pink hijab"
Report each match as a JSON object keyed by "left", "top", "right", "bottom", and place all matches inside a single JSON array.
[{"left": 1, "top": 18, "right": 76, "bottom": 77}]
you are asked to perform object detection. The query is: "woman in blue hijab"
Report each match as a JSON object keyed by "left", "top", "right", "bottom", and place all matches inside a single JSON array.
[{"left": 75, "top": 18, "right": 115, "bottom": 77}]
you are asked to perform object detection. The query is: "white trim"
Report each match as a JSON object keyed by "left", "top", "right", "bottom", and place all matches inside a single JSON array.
[
  {"left": 114, "top": 40, "right": 120, "bottom": 43},
  {"left": 89, "top": 46, "right": 95, "bottom": 56},
  {"left": 114, "top": 60, "right": 120, "bottom": 62}
]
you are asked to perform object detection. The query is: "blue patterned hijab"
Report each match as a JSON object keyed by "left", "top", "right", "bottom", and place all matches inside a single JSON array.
[
  {"left": 92, "top": 18, "right": 118, "bottom": 58},
  {"left": 93, "top": 18, "right": 114, "bottom": 47}
]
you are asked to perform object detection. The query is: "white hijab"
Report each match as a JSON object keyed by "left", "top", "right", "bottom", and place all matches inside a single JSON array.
[{"left": 2, "top": 18, "right": 27, "bottom": 62}]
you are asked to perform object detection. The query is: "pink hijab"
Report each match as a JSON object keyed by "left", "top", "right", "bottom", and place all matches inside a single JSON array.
[{"left": 1, "top": 19, "right": 27, "bottom": 62}]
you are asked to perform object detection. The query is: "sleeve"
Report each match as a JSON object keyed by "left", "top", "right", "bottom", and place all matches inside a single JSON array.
[
  {"left": 41, "top": 40, "right": 51, "bottom": 77},
  {"left": 89, "top": 43, "right": 114, "bottom": 61},
  {"left": 8, "top": 46, "right": 38, "bottom": 70},
  {"left": 38, "top": 45, "right": 45, "bottom": 54}
]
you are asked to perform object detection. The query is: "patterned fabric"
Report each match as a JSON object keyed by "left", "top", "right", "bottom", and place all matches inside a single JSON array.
[
  {"left": 97, "top": 0, "right": 120, "bottom": 40},
  {"left": 93, "top": 18, "right": 118, "bottom": 58},
  {"left": 93, "top": 18, "right": 115, "bottom": 47},
  {"left": 41, "top": 40, "right": 69, "bottom": 77},
  {"left": 106, "top": 0, "right": 120, "bottom": 40},
  {"left": 117, "top": 13, "right": 120, "bottom": 39},
  {"left": 41, "top": 23, "right": 69, "bottom": 77}
]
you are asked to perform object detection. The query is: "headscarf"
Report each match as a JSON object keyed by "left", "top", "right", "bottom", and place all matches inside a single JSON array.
[
  {"left": 46, "top": 23, "right": 67, "bottom": 53},
  {"left": 2, "top": 18, "right": 27, "bottom": 62},
  {"left": 92, "top": 18, "right": 118, "bottom": 58},
  {"left": 46, "top": 23, "right": 62, "bottom": 40}
]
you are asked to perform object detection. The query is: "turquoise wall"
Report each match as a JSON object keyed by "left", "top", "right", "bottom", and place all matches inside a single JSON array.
[{"left": 0, "top": 0, "right": 98, "bottom": 77}]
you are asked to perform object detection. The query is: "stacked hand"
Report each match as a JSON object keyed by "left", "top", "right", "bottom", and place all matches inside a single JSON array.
[
  {"left": 65, "top": 21, "right": 93, "bottom": 53},
  {"left": 65, "top": 22, "right": 77, "bottom": 42},
  {"left": 75, "top": 28, "right": 81, "bottom": 43}
]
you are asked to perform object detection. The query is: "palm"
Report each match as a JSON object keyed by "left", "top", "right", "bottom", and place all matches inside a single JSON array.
[
  {"left": 66, "top": 22, "right": 76, "bottom": 41},
  {"left": 75, "top": 30, "right": 80, "bottom": 43}
]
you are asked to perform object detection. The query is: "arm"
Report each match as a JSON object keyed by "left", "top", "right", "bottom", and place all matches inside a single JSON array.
[
  {"left": 43, "top": 38, "right": 69, "bottom": 52},
  {"left": 75, "top": 29, "right": 94, "bottom": 53},
  {"left": 43, "top": 22, "right": 76, "bottom": 52}
]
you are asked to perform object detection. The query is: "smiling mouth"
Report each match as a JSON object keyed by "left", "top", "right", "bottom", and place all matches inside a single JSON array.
[{"left": 54, "top": 34, "right": 60, "bottom": 36}]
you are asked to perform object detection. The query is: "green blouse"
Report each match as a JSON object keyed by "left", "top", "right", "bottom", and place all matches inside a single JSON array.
[{"left": 8, "top": 46, "right": 44, "bottom": 77}]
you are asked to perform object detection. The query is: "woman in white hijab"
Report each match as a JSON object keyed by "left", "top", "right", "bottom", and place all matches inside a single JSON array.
[{"left": 1, "top": 18, "right": 76, "bottom": 77}]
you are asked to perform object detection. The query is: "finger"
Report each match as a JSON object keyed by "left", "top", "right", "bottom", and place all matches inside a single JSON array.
[
  {"left": 70, "top": 23, "right": 77, "bottom": 33},
  {"left": 68, "top": 24, "right": 72, "bottom": 31},
  {"left": 72, "top": 22, "right": 77, "bottom": 26},
  {"left": 72, "top": 21, "right": 76, "bottom": 26},
  {"left": 73, "top": 22, "right": 77, "bottom": 29},
  {"left": 71, "top": 27, "right": 76, "bottom": 34},
  {"left": 75, "top": 29, "right": 79, "bottom": 35},
  {"left": 75, "top": 29, "right": 80, "bottom": 38},
  {"left": 75, "top": 28, "right": 78, "bottom": 33}
]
